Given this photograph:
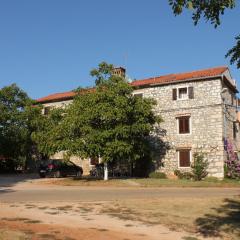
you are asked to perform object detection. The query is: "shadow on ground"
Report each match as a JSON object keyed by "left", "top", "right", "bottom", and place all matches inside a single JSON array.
[
  {"left": 0, "top": 173, "right": 39, "bottom": 188},
  {"left": 195, "top": 198, "right": 240, "bottom": 238},
  {"left": 0, "top": 188, "right": 15, "bottom": 195}
]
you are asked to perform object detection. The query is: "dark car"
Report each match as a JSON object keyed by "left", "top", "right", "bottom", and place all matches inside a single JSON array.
[{"left": 38, "top": 159, "right": 83, "bottom": 178}]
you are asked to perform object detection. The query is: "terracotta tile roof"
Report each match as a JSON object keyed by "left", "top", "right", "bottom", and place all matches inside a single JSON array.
[
  {"left": 36, "top": 66, "right": 230, "bottom": 103},
  {"left": 36, "top": 88, "right": 95, "bottom": 103},
  {"left": 36, "top": 91, "right": 76, "bottom": 103},
  {"left": 131, "top": 66, "right": 228, "bottom": 87}
]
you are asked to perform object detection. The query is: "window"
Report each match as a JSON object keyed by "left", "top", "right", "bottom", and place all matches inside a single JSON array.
[
  {"left": 134, "top": 93, "right": 143, "bottom": 98},
  {"left": 233, "top": 122, "right": 237, "bottom": 139},
  {"left": 178, "top": 149, "right": 191, "bottom": 167},
  {"left": 90, "top": 157, "right": 99, "bottom": 165},
  {"left": 172, "top": 87, "right": 194, "bottom": 100},
  {"left": 178, "top": 88, "right": 188, "bottom": 99},
  {"left": 44, "top": 107, "right": 51, "bottom": 115},
  {"left": 178, "top": 116, "right": 190, "bottom": 134},
  {"left": 231, "top": 94, "right": 236, "bottom": 106}
]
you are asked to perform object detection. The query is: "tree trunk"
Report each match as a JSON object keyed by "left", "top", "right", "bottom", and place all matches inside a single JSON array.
[{"left": 104, "top": 162, "right": 108, "bottom": 181}]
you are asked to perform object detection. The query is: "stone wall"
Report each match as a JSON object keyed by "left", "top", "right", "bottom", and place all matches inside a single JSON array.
[
  {"left": 41, "top": 99, "right": 73, "bottom": 114},
  {"left": 134, "top": 78, "right": 226, "bottom": 178},
  {"left": 221, "top": 82, "right": 239, "bottom": 149}
]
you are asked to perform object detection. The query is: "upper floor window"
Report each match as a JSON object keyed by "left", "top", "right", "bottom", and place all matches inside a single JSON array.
[
  {"left": 173, "top": 87, "right": 194, "bottom": 100},
  {"left": 178, "top": 87, "right": 188, "bottom": 100},
  {"left": 43, "top": 107, "right": 51, "bottom": 115},
  {"left": 177, "top": 116, "right": 190, "bottom": 134},
  {"left": 134, "top": 93, "right": 143, "bottom": 98}
]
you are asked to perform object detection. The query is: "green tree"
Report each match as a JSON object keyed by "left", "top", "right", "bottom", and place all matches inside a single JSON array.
[
  {"left": 168, "top": 0, "right": 240, "bottom": 68},
  {"left": 31, "top": 107, "right": 65, "bottom": 158},
  {"left": 0, "top": 84, "right": 41, "bottom": 171},
  {"left": 53, "top": 62, "right": 162, "bottom": 180}
]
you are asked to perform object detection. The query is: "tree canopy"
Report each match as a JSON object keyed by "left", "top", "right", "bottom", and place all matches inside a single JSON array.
[
  {"left": 0, "top": 84, "right": 42, "bottom": 171},
  {"left": 64, "top": 63, "right": 161, "bottom": 162},
  {"left": 31, "top": 107, "right": 65, "bottom": 157},
  {"left": 33, "top": 62, "right": 162, "bottom": 179},
  {"left": 168, "top": 0, "right": 240, "bottom": 68}
]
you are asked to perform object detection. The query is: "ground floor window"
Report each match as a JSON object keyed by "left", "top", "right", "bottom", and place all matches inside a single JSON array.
[
  {"left": 178, "top": 149, "right": 191, "bottom": 167},
  {"left": 177, "top": 116, "right": 190, "bottom": 134},
  {"left": 90, "top": 157, "right": 99, "bottom": 166}
]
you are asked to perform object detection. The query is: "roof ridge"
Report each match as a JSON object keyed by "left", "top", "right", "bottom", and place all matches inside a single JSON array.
[{"left": 135, "top": 65, "right": 228, "bottom": 82}]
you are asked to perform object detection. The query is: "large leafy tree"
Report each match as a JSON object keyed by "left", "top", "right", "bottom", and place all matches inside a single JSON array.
[
  {"left": 0, "top": 84, "right": 42, "bottom": 171},
  {"left": 31, "top": 107, "right": 65, "bottom": 158},
  {"left": 42, "top": 62, "right": 161, "bottom": 180},
  {"left": 168, "top": 0, "right": 240, "bottom": 68}
]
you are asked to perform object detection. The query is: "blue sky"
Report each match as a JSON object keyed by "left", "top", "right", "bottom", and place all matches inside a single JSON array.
[{"left": 0, "top": 0, "right": 239, "bottom": 99}]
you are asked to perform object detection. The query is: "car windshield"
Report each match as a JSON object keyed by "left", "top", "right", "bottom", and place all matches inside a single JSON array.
[{"left": 52, "top": 160, "right": 64, "bottom": 166}]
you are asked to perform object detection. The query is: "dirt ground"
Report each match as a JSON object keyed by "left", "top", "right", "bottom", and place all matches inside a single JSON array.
[
  {"left": 0, "top": 200, "right": 209, "bottom": 240},
  {"left": 0, "top": 175, "right": 239, "bottom": 240}
]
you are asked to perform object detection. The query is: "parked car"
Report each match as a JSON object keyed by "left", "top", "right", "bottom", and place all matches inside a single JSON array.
[{"left": 38, "top": 159, "right": 83, "bottom": 178}]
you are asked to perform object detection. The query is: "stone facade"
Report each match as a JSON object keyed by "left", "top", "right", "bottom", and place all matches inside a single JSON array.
[
  {"left": 134, "top": 77, "right": 238, "bottom": 178},
  {"left": 39, "top": 67, "right": 239, "bottom": 178}
]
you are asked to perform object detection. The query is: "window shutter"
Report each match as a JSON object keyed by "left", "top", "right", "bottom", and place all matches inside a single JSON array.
[
  {"left": 188, "top": 87, "right": 194, "bottom": 99},
  {"left": 178, "top": 116, "right": 190, "bottom": 134},
  {"left": 172, "top": 88, "right": 177, "bottom": 100},
  {"left": 179, "top": 150, "right": 190, "bottom": 167},
  {"left": 184, "top": 117, "right": 190, "bottom": 133},
  {"left": 179, "top": 118, "right": 184, "bottom": 133}
]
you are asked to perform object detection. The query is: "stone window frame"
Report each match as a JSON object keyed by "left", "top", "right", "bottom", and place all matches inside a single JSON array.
[
  {"left": 176, "top": 114, "right": 192, "bottom": 135},
  {"left": 177, "top": 148, "right": 192, "bottom": 169}
]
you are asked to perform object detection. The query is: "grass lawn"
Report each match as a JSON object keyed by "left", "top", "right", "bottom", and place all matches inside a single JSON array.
[{"left": 45, "top": 177, "right": 240, "bottom": 188}]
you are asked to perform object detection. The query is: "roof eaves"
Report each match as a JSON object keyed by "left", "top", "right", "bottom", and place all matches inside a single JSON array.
[
  {"left": 149, "top": 74, "right": 223, "bottom": 87},
  {"left": 37, "top": 95, "right": 74, "bottom": 104}
]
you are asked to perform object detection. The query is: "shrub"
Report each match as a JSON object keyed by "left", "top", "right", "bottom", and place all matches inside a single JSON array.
[
  {"left": 224, "top": 140, "right": 240, "bottom": 179},
  {"left": 149, "top": 172, "right": 167, "bottom": 179},
  {"left": 191, "top": 152, "right": 209, "bottom": 181},
  {"left": 174, "top": 170, "right": 193, "bottom": 180}
]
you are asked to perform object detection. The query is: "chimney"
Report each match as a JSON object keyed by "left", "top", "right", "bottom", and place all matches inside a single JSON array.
[{"left": 112, "top": 67, "right": 126, "bottom": 78}]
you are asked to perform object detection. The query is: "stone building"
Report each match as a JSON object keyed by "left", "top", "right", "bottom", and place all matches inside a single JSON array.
[{"left": 37, "top": 66, "right": 239, "bottom": 178}]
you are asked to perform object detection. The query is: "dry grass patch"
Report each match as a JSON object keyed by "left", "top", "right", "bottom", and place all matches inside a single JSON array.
[{"left": 100, "top": 197, "right": 240, "bottom": 239}]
